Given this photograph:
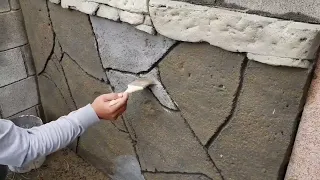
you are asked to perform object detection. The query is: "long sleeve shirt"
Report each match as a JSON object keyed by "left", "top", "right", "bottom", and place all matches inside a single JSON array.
[{"left": 0, "top": 104, "right": 100, "bottom": 167}]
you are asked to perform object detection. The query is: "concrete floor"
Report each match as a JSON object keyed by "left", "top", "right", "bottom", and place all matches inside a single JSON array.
[{"left": 7, "top": 149, "right": 109, "bottom": 180}]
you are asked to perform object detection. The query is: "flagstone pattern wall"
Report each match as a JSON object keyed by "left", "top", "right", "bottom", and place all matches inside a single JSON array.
[
  {"left": 0, "top": 0, "right": 41, "bottom": 120},
  {"left": 19, "top": 0, "right": 320, "bottom": 179}
]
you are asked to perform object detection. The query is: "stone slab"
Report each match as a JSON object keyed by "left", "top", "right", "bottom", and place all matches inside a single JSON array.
[
  {"left": 0, "top": 47, "right": 27, "bottom": 87},
  {"left": 61, "top": 53, "right": 136, "bottom": 176},
  {"left": 217, "top": 0, "right": 320, "bottom": 24},
  {"left": 97, "top": 5, "right": 119, "bottom": 21},
  {"left": 20, "top": 0, "right": 54, "bottom": 73},
  {"left": 159, "top": 43, "right": 244, "bottom": 145},
  {"left": 119, "top": 11, "right": 144, "bottom": 25},
  {"left": 90, "top": 16, "right": 175, "bottom": 73},
  {"left": 144, "top": 173, "right": 211, "bottom": 180},
  {"left": 285, "top": 56, "right": 320, "bottom": 180},
  {"left": 0, "top": 76, "right": 39, "bottom": 118},
  {"left": 88, "top": 0, "right": 148, "bottom": 13},
  {"left": 21, "top": 44, "right": 36, "bottom": 76},
  {"left": 108, "top": 70, "right": 222, "bottom": 179},
  {"left": 149, "top": 0, "right": 320, "bottom": 60},
  {"left": 208, "top": 61, "right": 310, "bottom": 180},
  {"left": 0, "top": 10, "right": 27, "bottom": 51},
  {"left": 48, "top": 3, "right": 106, "bottom": 80},
  {"left": 54, "top": 38, "right": 63, "bottom": 61},
  {"left": 8, "top": 106, "right": 38, "bottom": 119},
  {"left": 0, "top": 0, "right": 10, "bottom": 12},
  {"left": 44, "top": 55, "right": 76, "bottom": 111}
]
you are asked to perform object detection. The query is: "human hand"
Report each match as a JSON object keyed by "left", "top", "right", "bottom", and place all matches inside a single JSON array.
[{"left": 91, "top": 93, "right": 129, "bottom": 120}]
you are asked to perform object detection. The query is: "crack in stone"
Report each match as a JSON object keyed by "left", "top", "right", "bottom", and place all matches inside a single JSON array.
[
  {"left": 38, "top": 0, "right": 56, "bottom": 76},
  {"left": 142, "top": 170, "right": 213, "bottom": 180},
  {"left": 41, "top": 73, "right": 74, "bottom": 112},
  {"left": 0, "top": 43, "right": 27, "bottom": 53},
  {"left": 277, "top": 60, "right": 317, "bottom": 180},
  {"left": 110, "top": 121, "right": 129, "bottom": 133}
]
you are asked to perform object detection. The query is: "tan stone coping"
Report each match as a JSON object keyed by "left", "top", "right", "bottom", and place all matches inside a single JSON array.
[{"left": 49, "top": 0, "right": 320, "bottom": 68}]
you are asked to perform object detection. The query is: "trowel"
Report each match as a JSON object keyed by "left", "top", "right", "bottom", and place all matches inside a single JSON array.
[{"left": 109, "top": 78, "right": 154, "bottom": 106}]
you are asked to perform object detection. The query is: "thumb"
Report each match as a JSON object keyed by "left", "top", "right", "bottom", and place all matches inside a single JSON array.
[{"left": 100, "top": 93, "right": 122, "bottom": 102}]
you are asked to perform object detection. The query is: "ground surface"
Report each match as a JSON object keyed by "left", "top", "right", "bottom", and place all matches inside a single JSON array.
[{"left": 7, "top": 149, "right": 109, "bottom": 180}]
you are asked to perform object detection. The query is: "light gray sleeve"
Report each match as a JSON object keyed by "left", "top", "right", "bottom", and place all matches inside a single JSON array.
[{"left": 0, "top": 104, "right": 100, "bottom": 167}]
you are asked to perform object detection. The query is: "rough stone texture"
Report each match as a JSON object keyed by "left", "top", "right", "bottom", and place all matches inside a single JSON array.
[
  {"left": 20, "top": 0, "right": 54, "bottom": 73},
  {"left": 49, "top": 0, "right": 61, "bottom": 4},
  {"left": 6, "top": 149, "right": 109, "bottom": 180},
  {"left": 91, "top": 16, "right": 175, "bottom": 73},
  {"left": 0, "top": 76, "right": 39, "bottom": 118},
  {"left": 111, "top": 156, "right": 145, "bottom": 180},
  {"left": 0, "top": 0, "right": 10, "bottom": 12},
  {"left": 123, "top": 90, "right": 222, "bottom": 179},
  {"left": 8, "top": 106, "right": 38, "bottom": 119},
  {"left": 43, "top": 56, "right": 76, "bottom": 111},
  {"left": 107, "top": 70, "right": 221, "bottom": 179},
  {"left": 38, "top": 74, "right": 71, "bottom": 122},
  {"left": 135, "top": 24, "right": 156, "bottom": 35},
  {"left": 61, "top": 54, "right": 136, "bottom": 176},
  {"left": 144, "top": 173, "right": 211, "bottom": 180},
  {"left": 209, "top": 61, "right": 310, "bottom": 180},
  {"left": 0, "top": 10, "right": 28, "bottom": 51},
  {"left": 143, "top": 15, "right": 152, "bottom": 26},
  {"left": 149, "top": 0, "right": 320, "bottom": 60},
  {"left": 119, "top": 11, "right": 144, "bottom": 25},
  {"left": 159, "top": 43, "right": 244, "bottom": 145},
  {"left": 61, "top": 0, "right": 99, "bottom": 15},
  {"left": 218, "top": 0, "right": 320, "bottom": 24},
  {"left": 89, "top": 0, "right": 148, "bottom": 13},
  {"left": 247, "top": 53, "right": 311, "bottom": 69},
  {"left": 48, "top": 3, "right": 106, "bottom": 80},
  {"left": 285, "top": 56, "right": 320, "bottom": 180},
  {"left": 10, "top": 0, "right": 20, "bottom": 10},
  {"left": 54, "top": 38, "right": 63, "bottom": 61},
  {"left": 97, "top": 5, "right": 120, "bottom": 21},
  {"left": 21, "top": 44, "right": 36, "bottom": 76},
  {"left": 0, "top": 47, "right": 27, "bottom": 87}
]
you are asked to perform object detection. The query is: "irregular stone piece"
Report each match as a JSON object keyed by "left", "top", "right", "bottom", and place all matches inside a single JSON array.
[
  {"left": 144, "top": 173, "right": 211, "bottom": 180},
  {"left": 10, "top": 0, "right": 20, "bottom": 10},
  {"left": 53, "top": 38, "right": 63, "bottom": 61},
  {"left": 48, "top": 3, "right": 106, "bottom": 80},
  {"left": 91, "top": 16, "right": 175, "bottom": 73},
  {"left": 61, "top": 0, "right": 99, "bottom": 15},
  {"left": 44, "top": 56, "right": 76, "bottom": 111},
  {"left": 143, "top": 15, "right": 152, "bottom": 26},
  {"left": 247, "top": 53, "right": 311, "bottom": 69},
  {"left": 0, "top": 0, "right": 10, "bottom": 12},
  {"left": 96, "top": 5, "right": 119, "bottom": 21},
  {"left": 209, "top": 61, "right": 310, "bottom": 180},
  {"left": 111, "top": 156, "right": 145, "bottom": 180},
  {"left": 149, "top": 0, "right": 320, "bottom": 60},
  {"left": 135, "top": 24, "right": 156, "bottom": 35},
  {"left": 0, "top": 76, "right": 39, "bottom": 118},
  {"left": 0, "top": 10, "right": 28, "bottom": 51},
  {"left": 38, "top": 74, "right": 71, "bottom": 122},
  {"left": 285, "top": 56, "right": 320, "bottom": 180},
  {"left": 119, "top": 11, "right": 144, "bottom": 25},
  {"left": 20, "top": 0, "right": 54, "bottom": 73},
  {"left": 0, "top": 48, "right": 27, "bottom": 87},
  {"left": 8, "top": 106, "right": 38, "bottom": 119},
  {"left": 122, "top": 90, "right": 222, "bottom": 179},
  {"left": 159, "top": 43, "right": 244, "bottom": 145},
  {"left": 21, "top": 45, "right": 36, "bottom": 76},
  {"left": 88, "top": 0, "right": 148, "bottom": 13},
  {"left": 61, "top": 54, "right": 136, "bottom": 176},
  {"left": 219, "top": 0, "right": 320, "bottom": 24}
]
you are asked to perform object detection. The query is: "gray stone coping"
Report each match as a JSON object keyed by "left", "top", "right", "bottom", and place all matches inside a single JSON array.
[{"left": 48, "top": 0, "right": 320, "bottom": 68}]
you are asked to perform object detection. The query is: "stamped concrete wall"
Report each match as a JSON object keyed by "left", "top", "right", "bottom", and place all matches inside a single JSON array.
[
  {"left": 19, "top": 0, "right": 320, "bottom": 180},
  {"left": 0, "top": 0, "right": 41, "bottom": 120}
]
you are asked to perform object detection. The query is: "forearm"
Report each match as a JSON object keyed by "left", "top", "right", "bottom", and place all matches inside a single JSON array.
[{"left": 0, "top": 104, "right": 99, "bottom": 167}]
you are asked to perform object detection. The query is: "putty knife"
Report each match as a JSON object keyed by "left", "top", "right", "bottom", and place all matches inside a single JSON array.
[{"left": 109, "top": 78, "right": 154, "bottom": 106}]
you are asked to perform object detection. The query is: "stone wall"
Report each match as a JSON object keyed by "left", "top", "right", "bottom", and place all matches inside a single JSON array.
[
  {"left": 0, "top": 0, "right": 41, "bottom": 120},
  {"left": 19, "top": 0, "right": 320, "bottom": 180}
]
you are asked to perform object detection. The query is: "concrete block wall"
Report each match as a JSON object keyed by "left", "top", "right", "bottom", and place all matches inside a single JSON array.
[
  {"left": 19, "top": 0, "right": 320, "bottom": 180},
  {"left": 0, "top": 1, "right": 41, "bottom": 119}
]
